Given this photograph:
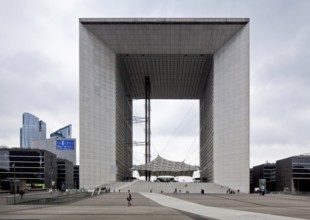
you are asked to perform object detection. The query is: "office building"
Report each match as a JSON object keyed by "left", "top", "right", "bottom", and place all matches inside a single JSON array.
[
  {"left": 80, "top": 18, "right": 250, "bottom": 192},
  {"left": 57, "top": 158, "right": 74, "bottom": 190},
  {"left": 250, "top": 168, "right": 254, "bottom": 193},
  {"left": 276, "top": 154, "right": 310, "bottom": 192},
  {"left": 252, "top": 163, "right": 276, "bottom": 192},
  {"left": 50, "top": 125, "right": 72, "bottom": 138},
  {"left": 32, "top": 138, "right": 76, "bottom": 164},
  {"left": 20, "top": 113, "right": 46, "bottom": 148},
  {"left": 74, "top": 165, "right": 79, "bottom": 189},
  {"left": 0, "top": 148, "right": 57, "bottom": 190}
]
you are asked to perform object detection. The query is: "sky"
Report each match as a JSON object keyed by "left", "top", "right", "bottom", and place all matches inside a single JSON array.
[{"left": 1, "top": 0, "right": 310, "bottom": 174}]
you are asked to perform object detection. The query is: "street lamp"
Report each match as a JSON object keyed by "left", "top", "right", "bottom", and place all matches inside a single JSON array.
[{"left": 12, "top": 163, "right": 15, "bottom": 205}]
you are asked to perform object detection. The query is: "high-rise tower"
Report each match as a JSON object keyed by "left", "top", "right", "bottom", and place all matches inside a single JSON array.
[{"left": 20, "top": 113, "right": 46, "bottom": 148}]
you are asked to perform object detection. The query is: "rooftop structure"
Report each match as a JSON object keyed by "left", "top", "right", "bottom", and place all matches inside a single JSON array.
[
  {"left": 50, "top": 125, "right": 72, "bottom": 138},
  {"left": 132, "top": 156, "right": 198, "bottom": 177}
]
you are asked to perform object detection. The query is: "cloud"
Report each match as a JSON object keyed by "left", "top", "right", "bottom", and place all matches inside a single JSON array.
[
  {"left": 1, "top": 0, "right": 310, "bottom": 169},
  {"left": 251, "top": 143, "right": 310, "bottom": 166}
]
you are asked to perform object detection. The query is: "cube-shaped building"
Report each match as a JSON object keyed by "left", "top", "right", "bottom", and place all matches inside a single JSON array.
[{"left": 79, "top": 18, "right": 250, "bottom": 192}]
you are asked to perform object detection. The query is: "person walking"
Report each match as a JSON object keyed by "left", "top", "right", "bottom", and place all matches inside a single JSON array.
[
  {"left": 127, "top": 196, "right": 131, "bottom": 206},
  {"left": 19, "top": 190, "right": 24, "bottom": 199},
  {"left": 127, "top": 192, "right": 132, "bottom": 206}
]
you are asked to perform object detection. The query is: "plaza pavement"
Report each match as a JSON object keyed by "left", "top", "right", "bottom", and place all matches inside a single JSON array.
[{"left": 1, "top": 192, "right": 310, "bottom": 219}]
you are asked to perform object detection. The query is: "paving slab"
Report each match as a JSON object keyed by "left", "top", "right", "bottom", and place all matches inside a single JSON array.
[
  {"left": 141, "top": 192, "right": 308, "bottom": 220},
  {"left": 0, "top": 193, "right": 201, "bottom": 220},
  {"left": 167, "top": 193, "right": 310, "bottom": 219},
  {"left": 1, "top": 192, "right": 310, "bottom": 220}
]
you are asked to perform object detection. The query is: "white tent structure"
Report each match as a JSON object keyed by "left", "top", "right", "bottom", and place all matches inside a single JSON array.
[{"left": 131, "top": 156, "right": 199, "bottom": 177}]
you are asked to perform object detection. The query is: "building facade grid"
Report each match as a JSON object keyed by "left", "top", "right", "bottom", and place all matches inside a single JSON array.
[{"left": 79, "top": 18, "right": 250, "bottom": 192}]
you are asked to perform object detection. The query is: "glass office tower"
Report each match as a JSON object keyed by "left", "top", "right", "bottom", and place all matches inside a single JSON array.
[
  {"left": 50, "top": 125, "right": 72, "bottom": 138},
  {"left": 20, "top": 113, "right": 46, "bottom": 148}
]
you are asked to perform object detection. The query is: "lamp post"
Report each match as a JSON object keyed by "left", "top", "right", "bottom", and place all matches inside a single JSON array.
[{"left": 12, "top": 163, "right": 16, "bottom": 205}]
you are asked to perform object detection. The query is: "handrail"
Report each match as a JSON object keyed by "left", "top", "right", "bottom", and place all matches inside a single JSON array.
[{"left": 6, "top": 191, "right": 92, "bottom": 205}]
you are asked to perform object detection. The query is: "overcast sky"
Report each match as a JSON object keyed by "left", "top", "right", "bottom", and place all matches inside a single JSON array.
[{"left": 1, "top": 0, "right": 310, "bottom": 173}]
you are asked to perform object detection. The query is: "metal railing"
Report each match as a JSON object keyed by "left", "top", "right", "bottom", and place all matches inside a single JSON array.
[
  {"left": 6, "top": 190, "right": 92, "bottom": 205},
  {"left": 270, "top": 191, "right": 310, "bottom": 196}
]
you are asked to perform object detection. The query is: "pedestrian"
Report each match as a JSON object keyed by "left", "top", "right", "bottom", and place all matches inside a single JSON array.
[
  {"left": 127, "top": 192, "right": 132, "bottom": 206},
  {"left": 127, "top": 196, "right": 131, "bottom": 206},
  {"left": 19, "top": 190, "right": 24, "bottom": 199}
]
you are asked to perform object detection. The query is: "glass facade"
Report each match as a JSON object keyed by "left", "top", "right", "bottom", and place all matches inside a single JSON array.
[
  {"left": 292, "top": 160, "right": 310, "bottom": 178},
  {"left": 74, "top": 165, "right": 79, "bottom": 189},
  {"left": 0, "top": 148, "right": 57, "bottom": 190},
  {"left": 276, "top": 156, "right": 310, "bottom": 192},
  {"left": 253, "top": 163, "right": 276, "bottom": 191},
  {"left": 57, "top": 159, "right": 73, "bottom": 190},
  {"left": 20, "top": 113, "right": 46, "bottom": 148},
  {"left": 50, "top": 124, "right": 72, "bottom": 138}
]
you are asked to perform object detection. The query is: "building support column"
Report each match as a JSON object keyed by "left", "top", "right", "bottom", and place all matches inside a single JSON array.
[{"left": 145, "top": 76, "right": 151, "bottom": 181}]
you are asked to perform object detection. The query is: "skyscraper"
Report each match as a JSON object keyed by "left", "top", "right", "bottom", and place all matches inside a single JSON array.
[
  {"left": 20, "top": 113, "right": 46, "bottom": 148},
  {"left": 50, "top": 124, "right": 72, "bottom": 138}
]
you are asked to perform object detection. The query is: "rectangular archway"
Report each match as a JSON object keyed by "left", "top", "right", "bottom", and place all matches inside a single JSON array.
[{"left": 79, "top": 18, "right": 249, "bottom": 192}]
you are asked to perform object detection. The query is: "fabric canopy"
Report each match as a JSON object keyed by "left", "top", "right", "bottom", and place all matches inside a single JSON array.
[{"left": 131, "top": 155, "right": 199, "bottom": 177}]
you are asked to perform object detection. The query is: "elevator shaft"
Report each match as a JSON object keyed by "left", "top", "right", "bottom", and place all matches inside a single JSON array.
[{"left": 145, "top": 76, "right": 151, "bottom": 181}]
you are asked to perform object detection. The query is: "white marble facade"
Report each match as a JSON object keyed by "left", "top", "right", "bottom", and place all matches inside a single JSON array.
[{"left": 79, "top": 18, "right": 250, "bottom": 192}]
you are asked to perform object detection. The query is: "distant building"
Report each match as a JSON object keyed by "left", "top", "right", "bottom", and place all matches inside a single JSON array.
[
  {"left": 0, "top": 148, "right": 57, "bottom": 190},
  {"left": 250, "top": 168, "right": 254, "bottom": 193},
  {"left": 20, "top": 113, "right": 46, "bottom": 148},
  {"left": 276, "top": 154, "right": 310, "bottom": 192},
  {"left": 57, "top": 158, "right": 74, "bottom": 190},
  {"left": 50, "top": 125, "right": 72, "bottom": 138},
  {"left": 74, "top": 165, "right": 79, "bottom": 189},
  {"left": 32, "top": 138, "right": 76, "bottom": 164},
  {"left": 252, "top": 163, "right": 276, "bottom": 192}
]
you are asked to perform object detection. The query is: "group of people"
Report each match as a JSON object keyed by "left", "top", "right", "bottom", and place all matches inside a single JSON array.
[{"left": 226, "top": 188, "right": 239, "bottom": 194}]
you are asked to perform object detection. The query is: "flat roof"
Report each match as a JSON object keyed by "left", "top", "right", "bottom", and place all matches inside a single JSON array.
[
  {"left": 80, "top": 18, "right": 249, "bottom": 98},
  {"left": 80, "top": 17, "right": 249, "bottom": 25}
]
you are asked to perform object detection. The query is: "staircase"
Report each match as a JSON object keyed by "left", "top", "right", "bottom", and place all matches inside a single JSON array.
[{"left": 107, "top": 180, "right": 228, "bottom": 194}]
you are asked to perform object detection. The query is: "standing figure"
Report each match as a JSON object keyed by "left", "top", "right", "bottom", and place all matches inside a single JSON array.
[
  {"left": 19, "top": 190, "right": 24, "bottom": 199},
  {"left": 127, "top": 192, "right": 132, "bottom": 206}
]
